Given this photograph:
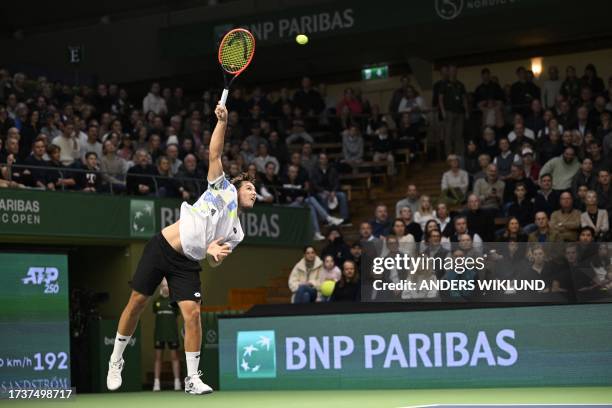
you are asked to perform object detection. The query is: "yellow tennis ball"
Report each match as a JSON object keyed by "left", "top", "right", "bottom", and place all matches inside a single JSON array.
[
  {"left": 320, "top": 280, "right": 335, "bottom": 297},
  {"left": 296, "top": 34, "right": 308, "bottom": 45}
]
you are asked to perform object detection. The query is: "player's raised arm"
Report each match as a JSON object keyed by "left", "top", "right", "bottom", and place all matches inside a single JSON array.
[{"left": 208, "top": 104, "right": 228, "bottom": 182}]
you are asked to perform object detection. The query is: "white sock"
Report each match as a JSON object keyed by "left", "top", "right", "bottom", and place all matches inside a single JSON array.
[
  {"left": 110, "top": 332, "right": 131, "bottom": 362},
  {"left": 185, "top": 351, "right": 200, "bottom": 376}
]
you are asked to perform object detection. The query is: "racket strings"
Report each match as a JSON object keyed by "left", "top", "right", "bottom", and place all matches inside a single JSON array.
[{"left": 219, "top": 31, "right": 255, "bottom": 74}]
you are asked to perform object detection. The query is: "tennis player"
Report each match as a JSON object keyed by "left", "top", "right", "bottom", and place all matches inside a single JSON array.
[{"left": 106, "top": 104, "right": 256, "bottom": 395}]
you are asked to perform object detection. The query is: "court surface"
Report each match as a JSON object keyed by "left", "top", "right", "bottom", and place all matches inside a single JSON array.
[{"left": 7, "top": 387, "right": 612, "bottom": 408}]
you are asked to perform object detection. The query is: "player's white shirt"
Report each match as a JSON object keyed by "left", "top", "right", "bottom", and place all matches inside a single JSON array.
[{"left": 179, "top": 173, "right": 244, "bottom": 261}]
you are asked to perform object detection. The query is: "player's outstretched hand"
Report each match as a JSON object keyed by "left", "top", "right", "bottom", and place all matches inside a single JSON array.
[
  {"left": 215, "top": 104, "right": 228, "bottom": 123},
  {"left": 207, "top": 238, "right": 231, "bottom": 262}
]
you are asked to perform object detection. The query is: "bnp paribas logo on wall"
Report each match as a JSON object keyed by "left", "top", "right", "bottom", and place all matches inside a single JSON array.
[
  {"left": 236, "top": 330, "right": 276, "bottom": 379},
  {"left": 129, "top": 200, "right": 156, "bottom": 237}
]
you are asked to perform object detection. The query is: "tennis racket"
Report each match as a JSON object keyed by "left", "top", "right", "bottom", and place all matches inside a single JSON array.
[{"left": 217, "top": 28, "right": 256, "bottom": 107}]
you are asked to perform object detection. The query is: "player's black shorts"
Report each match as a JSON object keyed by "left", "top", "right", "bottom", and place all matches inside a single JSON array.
[
  {"left": 154, "top": 340, "right": 180, "bottom": 350},
  {"left": 131, "top": 232, "right": 202, "bottom": 303}
]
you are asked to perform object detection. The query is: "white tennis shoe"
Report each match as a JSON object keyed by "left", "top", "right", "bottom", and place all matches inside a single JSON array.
[
  {"left": 106, "top": 358, "right": 124, "bottom": 391},
  {"left": 184, "top": 370, "right": 213, "bottom": 395}
]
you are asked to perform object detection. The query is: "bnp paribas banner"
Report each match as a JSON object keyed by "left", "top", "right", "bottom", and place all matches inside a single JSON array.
[
  {"left": 218, "top": 304, "right": 612, "bottom": 390},
  {"left": 0, "top": 189, "right": 311, "bottom": 246}
]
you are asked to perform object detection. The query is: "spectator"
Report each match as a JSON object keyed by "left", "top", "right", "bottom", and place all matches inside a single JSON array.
[
  {"left": 463, "top": 140, "right": 481, "bottom": 175},
  {"left": 542, "top": 66, "right": 562, "bottom": 109},
  {"left": 126, "top": 149, "right": 157, "bottom": 196},
  {"left": 507, "top": 120, "right": 535, "bottom": 146},
  {"left": 414, "top": 195, "right": 435, "bottom": 229},
  {"left": 372, "top": 125, "right": 395, "bottom": 176},
  {"left": 464, "top": 194, "right": 495, "bottom": 242},
  {"left": 435, "top": 203, "right": 452, "bottom": 236},
  {"left": 389, "top": 75, "right": 411, "bottom": 115},
  {"left": 524, "top": 99, "right": 545, "bottom": 137},
  {"left": 581, "top": 190, "right": 609, "bottom": 240},
  {"left": 493, "top": 138, "right": 519, "bottom": 180},
  {"left": 571, "top": 105, "right": 594, "bottom": 137},
  {"left": 479, "top": 127, "right": 499, "bottom": 160},
  {"left": 80, "top": 125, "right": 103, "bottom": 163},
  {"left": 342, "top": 125, "right": 364, "bottom": 165},
  {"left": 395, "top": 184, "right": 420, "bottom": 216},
  {"left": 475, "top": 68, "right": 504, "bottom": 129},
  {"left": 388, "top": 218, "right": 416, "bottom": 256},
  {"left": 595, "top": 170, "right": 612, "bottom": 212},
  {"left": 507, "top": 182, "right": 535, "bottom": 229},
  {"left": 581, "top": 64, "right": 605, "bottom": 96},
  {"left": 528, "top": 212, "right": 560, "bottom": 243},
  {"left": 267, "top": 131, "right": 289, "bottom": 166},
  {"left": 176, "top": 154, "right": 205, "bottom": 201},
  {"left": 245, "top": 124, "right": 267, "bottom": 154},
  {"left": 155, "top": 156, "right": 179, "bottom": 198},
  {"left": 288, "top": 246, "right": 323, "bottom": 303},
  {"left": 300, "top": 143, "right": 317, "bottom": 174},
  {"left": 142, "top": 82, "right": 167, "bottom": 116},
  {"left": 550, "top": 192, "right": 582, "bottom": 241},
  {"left": 571, "top": 157, "right": 596, "bottom": 196},
  {"left": 587, "top": 140, "right": 610, "bottom": 173},
  {"left": 286, "top": 152, "right": 309, "bottom": 184},
  {"left": 399, "top": 206, "right": 423, "bottom": 242},
  {"left": 310, "top": 153, "right": 350, "bottom": 223},
  {"left": 45, "top": 144, "right": 76, "bottom": 191},
  {"left": 252, "top": 143, "right": 279, "bottom": 174},
  {"left": 503, "top": 163, "right": 537, "bottom": 204},
  {"left": 99, "top": 140, "right": 128, "bottom": 192},
  {"left": 24, "top": 136, "right": 48, "bottom": 188},
  {"left": 538, "top": 128, "right": 564, "bottom": 165},
  {"left": 498, "top": 217, "right": 528, "bottom": 242},
  {"left": 165, "top": 143, "right": 182, "bottom": 176},
  {"left": 440, "top": 154, "right": 469, "bottom": 205},
  {"left": 369, "top": 204, "right": 392, "bottom": 238},
  {"left": 330, "top": 260, "right": 361, "bottom": 302},
  {"left": 319, "top": 254, "right": 342, "bottom": 287},
  {"left": 146, "top": 133, "right": 163, "bottom": 164},
  {"left": 321, "top": 227, "right": 351, "bottom": 267},
  {"left": 472, "top": 153, "right": 492, "bottom": 181},
  {"left": 548, "top": 143, "right": 582, "bottom": 188},
  {"left": 397, "top": 86, "right": 425, "bottom": 124},
  {"left": 520, "top": 148, "right": 540, "bottom": 182},
  {"left": 534, "top": 173, "right": 559, "bottom": 216},
  {"left": 422, "top": 229, "right": 450, "bottom": 278},
  {"left": 359, "top": 221, "right": 383, "bottom": 257},
  {"left": 448, "top": 215, "right": 483, "bottom": 253},
  {"left": 260, "top": 161, "right": 280, "bottom": 202},
  {"left": 336, "top": 88, "right": 363, "bottom": 116},
  {"left": 473, "top": 164, "right": 504, "bottom": 212},
  {"left": 76, "top": 152, "right": 102, "bottom": 193},
  {"left": 347, "top": 242, "right": 363, "bottom": 271},
  {"left": 575, "top": 184, "right": 590, "bottom": 212},
  {"left": 51, "top": 121, "right": 80, "bottom": 166},
  {"left": 438, "top": 64, "right": 469, "bottom": 155},
  {"left": 510, "top": 66, "right": 540, "bottom": 114},
  {"left": 293, "top": 77, "right": 324, "bottom": 116}
]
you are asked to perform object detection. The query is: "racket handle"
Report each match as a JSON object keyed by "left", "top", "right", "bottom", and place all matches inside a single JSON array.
[{"left": 220, "top": 88, "right": 229, "bottom": 107}]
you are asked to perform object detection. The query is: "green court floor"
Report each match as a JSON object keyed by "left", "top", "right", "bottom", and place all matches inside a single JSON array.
[{"left": 8, "top": 387, "right": 612, "bottom": 408}]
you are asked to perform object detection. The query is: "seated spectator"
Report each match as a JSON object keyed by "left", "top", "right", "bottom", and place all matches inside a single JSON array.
[
  {"left": 76, "top": 152, "right": 102, "bottom": 193},
  {"left": 51, "top": 121, "right": 80, "bottom": 166},
  {"left": 503, "top": 163, "right": 537, "bottom": 204},
  {"left": 587, "top": 140, "right": 610, "bottom": 174},
  {"left": 595, "top": 169, "right": 612, "bottom": 212},
  {"left": 507, "top": 120, "right": 535, "bottom": 148},
  {"left": 538, "top": 128, "right": 564, "bottom": 165},
  {"left": 45, "top": 144, "right": 76, "bottom": 191},
  {"left": 260, "top": 161, "right": 280, "bottom": 202},
  {"left": 245, "top": 124, "right": 267, "bottom": 154},
  {"left": 440, "top": 154, "right": 469, "bottom": 205},
  {"left": 571, "top": 157, "right": 596, "bottom": 196},
  {"left": 581, "top": 190, "right": 609, "bottom": 240},
  {"left": 372, "top": 125, "right": 395, "bottom": 175},
  {"left": 330, "top": 260, "right": 361, "bottom": 302},
  {"left": 520, "top": 148, "right": 540, "bottom": 183},
  {"left": 435, "top": 203, "right": 452, "bottom": 236},
  {"left": 142, "top": 82, "right": 167, "bottom": 116},
  {"left": 320, "top": 227, "right": 351, "bottom": 267},
  {"left": 497, "top": 217, "right": 528, "bottom": 242},
  {"left": 464, "top": 194, "right": 496, "bottom": 242},
  {"left": 414, "top": 195, "right": 435, "bottom": 229},
  {"left": 539, "top": 146, "right": 580, "bottom": 192},
  {"left": 389, "top": 218, "right": 416, "bottom": 256},
  {"left": 347, "top": 242, "right": 363, "bottom": 271},
  {"left": 336, "top": 88, "right": 363, "bottom": 116},
  {"left": 155, "top": 155, "right": 179, "bottom": 198},
  {"left": 341, "top": 125, "right": 364, "bottom": 165},
  {"left": 395, "top": 184, "right": 420, "bottom": 216},
  {"left": 176, "top": 154, "right": 205, "bottom": 201},
  {"left": 575, "top": 184, "right": 590, "bottom": 212},
  {"left": 441, "top": 248, "right": 479, "bottom": 300},
  {"left": 100, "top": 139, "right": 128, "bottom": 192},
  {"left": 24, "top": 136, "right": 48, "bottom": 188},
  {"left": 284, "top": 108, "right": 313, "bottom": 145},
  {"left": 534, "top": 173, "right": 559, "bottom": 216},
  {"left": 550, "top": 192, "right": 582, "bottom": 241},
  {"left": 117, "top": 133, "right": 135, "bottom": 162},
  {"left": 463, "top": 140, "right": 481, "bottom": 175},
  {"left": 300, "top": 142, "right": 317, "bottom": 175},
  {"left": 0, "top": 153, "right": 26, "bottom": 189},
  {"left": 286, "top": 151, "right": 309, "bottom": 183},
  {"left": 493, "top": 138, "right": 519, "bottom": 180},
  {"left": 165, "top": 143, "right": 182, "bottom": 176},
  {"left": 288, "top": 246, "right": 323, "bottom": 303},
  {"left": 479, "top": 127, "right": 499, "bottom": 160},
  {"left": 80, "top": 125, "right": 103, "bottom": 163},
  {"left": 369, "top": 204, "right": 392, "bottom": 238},
  {"left": 448, "top": 215, "right": 483, "bottom": 254},
  {"left": 401, "top": 263, "right": 439, "bottom": 300},
  {"left": 293, "top": 76, "right": 324, "bottom": 116},
  {"left": 473, "top": 164, "right": 505, "bottom": 212},
  {"left": 267, "top": 130, "right": 289, "bottom": 166},
  {"left": 519, "top": 245, "right": 555, "bottom": 292},
  {"left": 399, "top": 206, "right": 423, "bottom": 242},
  {"left": 359, "top": 221, "right": 383, "bottom": 257},
  {"left": 507, "top": 182, "right": 535, "bottom": 230},
  {"left": 310, "top": 153, "right": 350, "bottom": 223},
  {"left": 252, "top": 143, "right": 279, "bottom": 174},
  {"left": 528, "top": 211, "right": 561, "bottom": 243},
  {"left": 127, "top": 149, "right": 157, "bottom": 196},
  {"left": 422, "top": 228, "right": 450, "bottom": 278},
  {"left": 246, "top": 163, "right": 273, "bottom": 203},
  {"left": 319, "top": 255, "right": 342, "bottom": 301}
]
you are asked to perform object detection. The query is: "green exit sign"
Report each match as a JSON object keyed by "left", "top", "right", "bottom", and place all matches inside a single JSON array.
[{"left": 362, "top": 65, "right": 389, "bottom": 80}]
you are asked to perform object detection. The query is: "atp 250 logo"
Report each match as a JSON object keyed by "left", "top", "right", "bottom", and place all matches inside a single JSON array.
[{"left": 21, "top": 267, "right": 60, "bottom": 294}]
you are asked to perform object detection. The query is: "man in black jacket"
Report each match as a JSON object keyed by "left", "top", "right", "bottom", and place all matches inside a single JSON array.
[
  {"left": 463, "top": 194, "right": 495, "bottom": 242},
  {"left": 126, "top": 149, "right": 157, "bottom": 196},
  {"left": 176, "top": 154, "right": 205, "bottom": 201},
  {"left": 310, "top": 153, "right": 350, "bottom": 223}
]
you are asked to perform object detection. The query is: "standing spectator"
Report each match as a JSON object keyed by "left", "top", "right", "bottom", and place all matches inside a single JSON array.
[
  {"left": 542, "top": 66, "right": 562, "bottom": 109},
  {"left": 540, "top": 146, "right": 581, "bottom": 192},
  {"left": 99, "top": 140, "right": 128, "bottom": 192},
  {"left": 415, "top": 195, "right": 435, "bottom": 229},
  {"left": 310, "top": 153, "right": 350, "bottom": 223},
  {"left": 438, "top": 64, "right": 469, "bottom": 155},
  {"left": 293, "top": 77, "right": 324, "bottom": 116},
  {"left": 342, "top": 125, "right": 364, "bottom": 165},
  {"left": 528, "top": 212, "right": 560, "bottom": 243},
  {"left": 126, "top": 149, "right": 157, "bottom": 196},
  {"left": 142, "top": 82, "right": 167, "bottom": 116},
  {"left": 581, "top": 64, "right": 605, "bottom": 96},
  {"left": 561, "top": 66, "right": 581, "bottom": 106},
  {"left": 288, "top": 246, "right": 323, "bottom": 303},
  {"left": 550, "top": 192, "right": 582, "bottom": 241},
  {"left": 474, "top": 68, "right": 505, "bottom": 130},
  {"left": 473, "top": 164, "right": 505, "bottom": 212},
  {"left": 440, "top": 154, "right": 469, "bottom": 205},
  {"left": 76, "top": 152, "right": 102, "bottom": 193},
  {"left": 51, "top": 121, "right": 80, "bottom": 166},
  {"left": 330, "top": 260, "right": 361, "bottom": 302},
  {"left": 395, "top": 184, "right": 420, "bottom": 217},
  {"left": 510, "top": 66, "right": 540, "bottom": 114},
  {"left": 369, "top": 204, "right": 392, "bottom": 238},
  {"left": 581, "top": 190, "right": 609, "bottom": 240}
]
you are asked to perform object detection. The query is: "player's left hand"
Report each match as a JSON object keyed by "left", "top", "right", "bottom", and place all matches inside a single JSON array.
[{"left": 207, "top": 238, "right": 231, "bottom": 262}]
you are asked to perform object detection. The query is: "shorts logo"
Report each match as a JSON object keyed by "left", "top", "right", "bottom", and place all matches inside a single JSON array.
[
  {"left": 194, "top": 292, "right": 201, "bottom": 298},
  {"left": 236, "top": 330, "right": 276, "bottom": 379}
]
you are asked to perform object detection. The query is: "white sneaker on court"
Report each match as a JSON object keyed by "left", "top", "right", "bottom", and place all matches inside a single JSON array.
[
  {"left": 184, "top": 370, "right": 213, "bottom": 395},
  {"left": 153, "top": 378, "right": 160, "bottom": 391},
  {"left": 174, "top": 378, "right": 182, "bottom": 391},
  {"left": 106, "top": 358, "right": 124, "bottom": 391}
]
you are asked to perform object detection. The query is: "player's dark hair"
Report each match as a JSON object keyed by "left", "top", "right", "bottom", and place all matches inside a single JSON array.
[{"left": 230, "top": 171, "right": 255, "bottom": 189}]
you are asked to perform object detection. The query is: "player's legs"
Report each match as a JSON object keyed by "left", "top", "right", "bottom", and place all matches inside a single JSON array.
[
  {"left": 177, "top": 300, "right": 212, "bottom": 395},
  {"left": 117, "top": 290, "right": 150, "bottom": 336}
]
